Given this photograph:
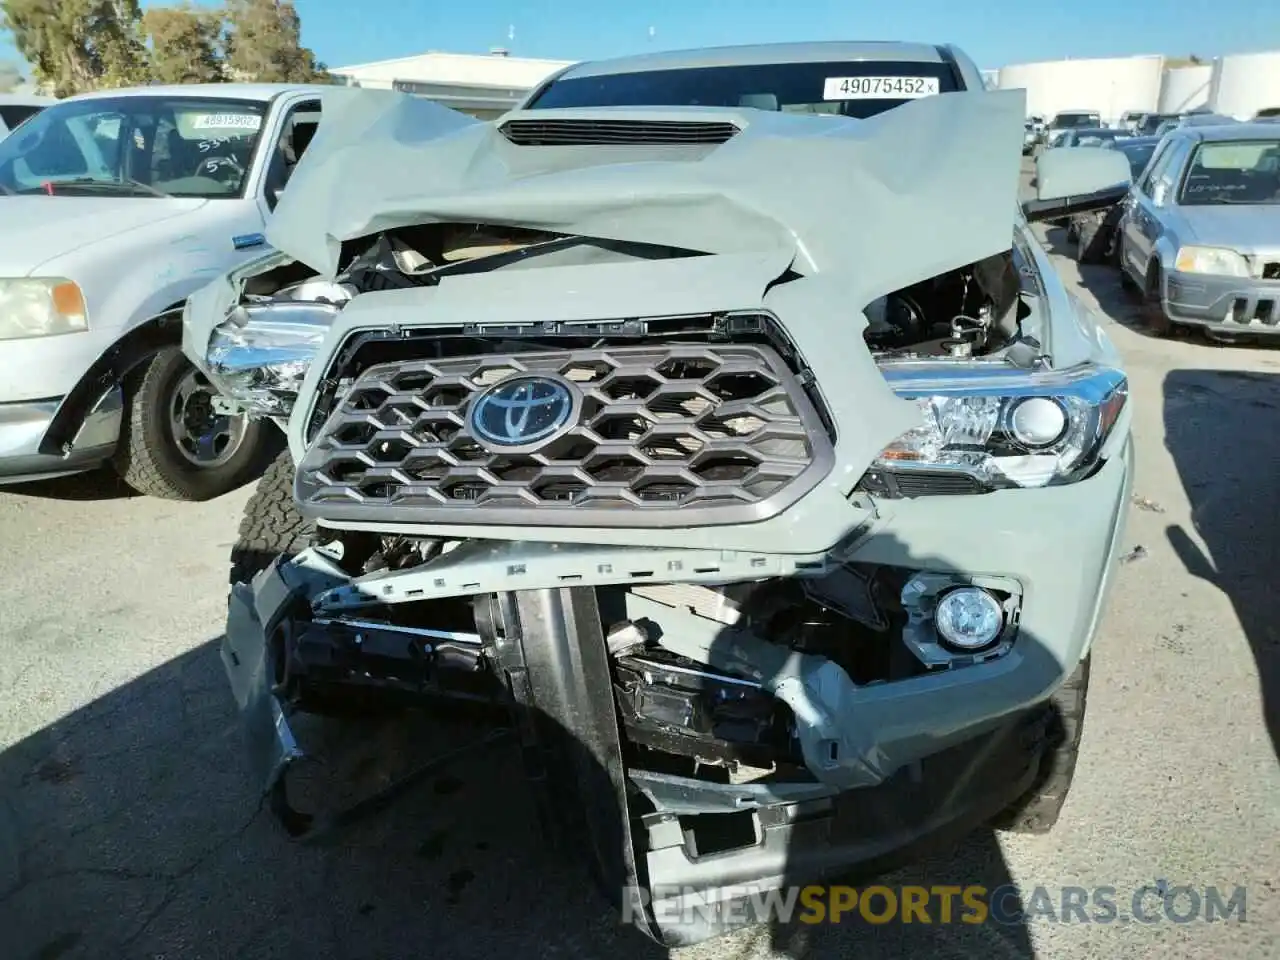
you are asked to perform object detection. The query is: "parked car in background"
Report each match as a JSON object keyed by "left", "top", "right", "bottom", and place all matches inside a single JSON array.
[
  {"left": 1153, "top": 113, "right": 1238, "bottom": 138},
  {"left": 1049, "top": 126, "right": 1127, "bottom": 151},
  {"left": 1023, "top": 114, "right": 1048, "bottom": 153},
  {"left": 184, "top": 40, "right": 1135, "bottom": 948},
  {"left": 1134, "top": 112, "right": 1180, "bottom": 136},
  {"left": 1047, "top": 109, "right": 1102, "bottom": 141},
  {"left": 1118, "top": 109, "right": 1145, "bottom": 133},
  {"left": 1073, "top": 136, "right": 1162, "bottom": 263},
  {"left": 0, "top": 82, "right": 389, "bottom": 498},
  {"left": 1070, "top": 127, "right": 1129, "bottom": 148},
  {"left": 0, "top": 93, "right": 54, "bottom": 140},
  {"left": 1023, "top": 118, "right": 1041, "bottom": 153},
  {"left": 1049, "top": 128, "right": 1132, "bottom": 239},
  {"left": 1117, "top": 123, "right": 1280, "bottom": 339}
]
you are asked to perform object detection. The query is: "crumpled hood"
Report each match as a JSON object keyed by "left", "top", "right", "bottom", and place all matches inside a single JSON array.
[
  {"left": 0, "top": 196, "right": 207, "bottom": 274},
  {"left": 267, "top": 87, "right": 1027, "bottom": 290}
]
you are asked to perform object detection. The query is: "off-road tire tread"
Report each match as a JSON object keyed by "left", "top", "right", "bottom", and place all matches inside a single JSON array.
[
  {"left": 113, "top": 358, "right": 194, "bottom": 501},
  {"left": 114, "top": 347, "right": 277, "bottom": 500},
  {"left": 994, "top": 654, "right": 1090, "bottom": 834},
  {"left": 229, "top": 450, "right": 315, "bottom": 586}
]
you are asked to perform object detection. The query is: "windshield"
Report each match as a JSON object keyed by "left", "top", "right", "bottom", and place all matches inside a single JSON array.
[
  {"left": 0, "top": 95, "right": 268, "bottom": 199},
  {"left": 1179, "top": 139, "right": 1280, "bottom": 206},
  {"left": 1053, "top": 113, "right": 1100, "bottom": 128},
  {"left": 525, "top": 60, "right": 960, "bottom": 118}
]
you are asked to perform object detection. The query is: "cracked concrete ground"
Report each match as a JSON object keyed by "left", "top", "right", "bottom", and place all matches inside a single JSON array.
[{"left": 2, "top": 175, "right": 1279, "bottom": 958}]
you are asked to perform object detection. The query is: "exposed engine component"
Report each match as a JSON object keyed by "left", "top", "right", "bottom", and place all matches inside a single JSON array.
[{"left": 862, "top": 247, "right": 1027, "bottom": 357}]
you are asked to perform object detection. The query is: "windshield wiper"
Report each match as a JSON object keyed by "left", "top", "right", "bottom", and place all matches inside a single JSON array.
[{"left": 47, "top": 177, "right": 172, "bottom": 198}]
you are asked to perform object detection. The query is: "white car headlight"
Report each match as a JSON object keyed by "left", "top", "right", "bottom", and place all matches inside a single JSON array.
[
  {"left": 863, "top": 362, "right": 1128, "bottom": 493},
  {"left": 0, "top": 277, "right": 88, "bottom": 342},
  {"left": 1174, "top": 245, "right": 1250, "bottom": 278}
]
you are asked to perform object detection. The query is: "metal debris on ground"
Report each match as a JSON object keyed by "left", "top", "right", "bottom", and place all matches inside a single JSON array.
[
  {"left": 1131, "top": 495, "right": 1166, "bottom": 513},
  {"left": 1120, "top": 545, "right": 1148, "bottom": 564}
]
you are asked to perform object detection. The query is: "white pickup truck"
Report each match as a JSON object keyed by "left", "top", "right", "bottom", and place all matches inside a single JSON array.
[{"left": 0, "top": 82, "right": 368, "bottom": 498}]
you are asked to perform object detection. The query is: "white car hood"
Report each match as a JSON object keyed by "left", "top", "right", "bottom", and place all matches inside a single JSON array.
[{"left": 0, "top": 196, "right": 207, "bottom": 274}]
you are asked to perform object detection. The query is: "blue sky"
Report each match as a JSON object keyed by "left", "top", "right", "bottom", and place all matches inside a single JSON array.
[{"left": 3, "top": 0, "right": 1277, "bottom": 75}]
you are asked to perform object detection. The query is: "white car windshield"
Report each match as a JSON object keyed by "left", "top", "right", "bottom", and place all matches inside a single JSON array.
[{"left": 0, "top": 95, "right": 268, "bottom": 199}]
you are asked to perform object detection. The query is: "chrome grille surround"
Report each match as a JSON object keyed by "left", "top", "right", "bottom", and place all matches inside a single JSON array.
[{"left": 294, "top": 344, "right": 834, "bottom": 528}]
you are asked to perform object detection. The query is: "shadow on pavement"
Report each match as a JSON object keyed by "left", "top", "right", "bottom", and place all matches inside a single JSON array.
[
  {"left": 1163, "top": 368, "right": 1280, "bottom": 765},
  {"left": 0, "top": 541, "right": 1060, "bottom": 958},
  {"left": 1, "top": 467, "right": 139, "bottom": 502}
]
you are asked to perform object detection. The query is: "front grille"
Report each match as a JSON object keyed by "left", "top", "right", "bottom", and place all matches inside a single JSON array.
[
  {"left": 499, "top": 119, "right": 740, "bottom": 146},
  {"left": 295, "top": 344, "right": 833, "bottom": 528}
]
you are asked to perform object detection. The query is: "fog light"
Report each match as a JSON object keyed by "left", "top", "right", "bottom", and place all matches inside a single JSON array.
[{"left": 934, "top": 587, "right": 1004, "bottom": 650}]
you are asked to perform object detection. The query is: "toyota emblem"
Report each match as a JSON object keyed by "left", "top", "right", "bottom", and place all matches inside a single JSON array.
[{"left": 467, "top": 374, "right": 580, "bottom": 449}]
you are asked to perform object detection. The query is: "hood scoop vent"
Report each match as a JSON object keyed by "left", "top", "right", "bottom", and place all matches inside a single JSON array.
[{"left": 499, "top": 118, "right": 741, "bottom": 146}]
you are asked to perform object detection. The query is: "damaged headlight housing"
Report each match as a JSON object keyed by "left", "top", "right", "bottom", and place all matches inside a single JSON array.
[
  {"left": 205, "top": 285, "right": 349, "bottom": 417},
  {"left": 865, "top": 362, "right": 1127, "bottom": 492}
]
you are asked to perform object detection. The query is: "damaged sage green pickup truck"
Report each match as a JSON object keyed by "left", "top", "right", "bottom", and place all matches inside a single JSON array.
[{"left": 182, "top": 42, "right": 1136, "bottom": 947}]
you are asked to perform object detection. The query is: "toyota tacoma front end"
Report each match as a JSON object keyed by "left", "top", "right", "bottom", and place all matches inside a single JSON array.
[{"left": 184, "top": 78, "right": 1135, "bottom": 946}]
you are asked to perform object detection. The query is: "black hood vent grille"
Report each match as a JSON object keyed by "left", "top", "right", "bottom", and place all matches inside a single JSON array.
[{"left": 500, "top": 118, "right": 741, "bottom": 146}]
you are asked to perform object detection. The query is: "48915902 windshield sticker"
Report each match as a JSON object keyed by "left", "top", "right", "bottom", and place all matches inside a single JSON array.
[{"left": 822, "top": 76, "right": 940, "bottom": 100}]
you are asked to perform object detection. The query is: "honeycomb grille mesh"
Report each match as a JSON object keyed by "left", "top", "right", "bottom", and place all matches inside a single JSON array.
[{"left": 295, "top": 344, "right": 832, "bottom": 527}]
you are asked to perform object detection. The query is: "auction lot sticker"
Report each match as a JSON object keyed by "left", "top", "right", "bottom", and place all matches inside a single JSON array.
[
  {"left": 191, "top": 113, "right": 263, "bottom": 130},
  {"left": 823, "top": 76, "right": 940, "bottom": 100}
]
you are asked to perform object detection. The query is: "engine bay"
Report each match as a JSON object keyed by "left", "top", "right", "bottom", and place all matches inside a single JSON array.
[{"left": 236, "top": 221, "right": 1039, "bottom": 365}]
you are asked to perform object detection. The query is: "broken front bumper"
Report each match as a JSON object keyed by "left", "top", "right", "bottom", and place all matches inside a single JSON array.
[{"left": 221, "top": 436, "right": 1132, "bottom": 944}]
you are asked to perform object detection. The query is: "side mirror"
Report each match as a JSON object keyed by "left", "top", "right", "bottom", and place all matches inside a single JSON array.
[{"left": 1022, "top": 147, "right": 1133, "bottom": 223}]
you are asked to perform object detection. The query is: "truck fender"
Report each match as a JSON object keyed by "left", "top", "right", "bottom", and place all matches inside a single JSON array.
[{"left": 37, "top": 308, "right": 185, "bottom": 457}]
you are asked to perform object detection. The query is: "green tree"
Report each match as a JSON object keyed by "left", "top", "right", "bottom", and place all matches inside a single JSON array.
[
  {"left": 1, "top": 0, "right": 150, "bottom": 96},
  {"left": 222, "top": 0, "right": 325, "bottom": 83},
  {"left": 142, "top": 4, "right": 225, "bottom": 84}
]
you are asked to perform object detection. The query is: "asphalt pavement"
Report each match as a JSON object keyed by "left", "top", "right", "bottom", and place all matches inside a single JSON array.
[{"left": 1, "top": 191, "right": 1278, "bottom": 958}]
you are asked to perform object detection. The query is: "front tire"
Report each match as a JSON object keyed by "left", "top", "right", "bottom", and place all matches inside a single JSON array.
[
  {"left": 993, "top": 655, "right": 1090, "bottom": 834},
  {"left": 1076, "top": 220, "right": 1110, "bottom": 265},
  {"left": 114, "top": 347, "right": 281, "bottom": 501},
  {"left": 1141, "top": 265, "right": 1173, "bottom": 336},
  {"left": 230, "top": 449, "right": 315, "bottom": 586}
]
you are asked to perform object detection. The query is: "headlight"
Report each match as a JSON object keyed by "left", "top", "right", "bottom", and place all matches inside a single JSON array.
[
  {"left": 0, "top": 277, "right": 88, "bottom": 342},
  {"left": 864, "top": 362, "right": 1127, "bottom": 493},
  {"left": 1174, "top": 245, "right": 1250, "bottom": 278},
  {"left": 206, "top": 301, "right": 339, "bottom": 416}
]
